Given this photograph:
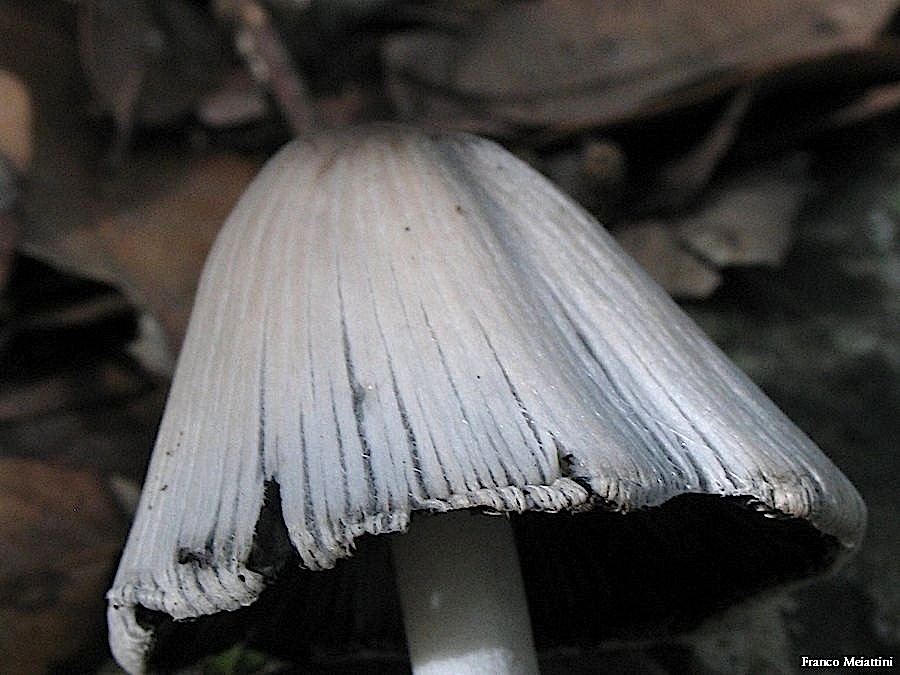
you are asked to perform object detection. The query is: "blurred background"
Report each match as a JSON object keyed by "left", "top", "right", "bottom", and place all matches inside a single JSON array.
[{"left": 0, "top": 1, "right": 898, "bottom": 672}]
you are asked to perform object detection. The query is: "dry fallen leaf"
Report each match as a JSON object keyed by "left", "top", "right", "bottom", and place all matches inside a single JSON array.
[
  {"left": 615, "top": 221, "right": 721, "bottom": 298},
  {"left": 23, "top": 152, "right": 260, "bottom": 354},
  {"left": 676, "top": 159, "right": 808, "bottom": 268},
  {"left": 385, "top": 0, "right": 899, "bottom": 133},
  {"left": 0, "top": 458, "right": 127, "bottom": 674},
  {"left": 0, "top": 68, "right": 30, "bottom": 294},
  {"left": 0, "top": 68, "right": 32, "bottom": 173},
  {"left": 615, "top": 156, "right": 809, "bottom": 298},
  {"left": 92, "top": 153, "right": 261, "bottom": 350}
]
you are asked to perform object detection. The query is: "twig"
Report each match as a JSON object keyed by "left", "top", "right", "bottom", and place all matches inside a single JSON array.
[{"left": 216, "top": 0, "right": 318, "bottom": 135}]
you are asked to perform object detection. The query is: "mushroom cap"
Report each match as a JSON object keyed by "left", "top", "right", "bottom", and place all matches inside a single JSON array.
[{"left": 107, "top": 124, "right": 865, "bottom": 672}]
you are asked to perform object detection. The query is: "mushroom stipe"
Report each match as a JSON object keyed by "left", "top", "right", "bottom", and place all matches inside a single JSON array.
[{"left": 107, "top": 124, "right": 865, "bottom": 674}]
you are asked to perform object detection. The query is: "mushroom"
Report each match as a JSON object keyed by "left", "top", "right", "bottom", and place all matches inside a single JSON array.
[{"left": 107, "top": 125, "right": 865, "bottom": 673}]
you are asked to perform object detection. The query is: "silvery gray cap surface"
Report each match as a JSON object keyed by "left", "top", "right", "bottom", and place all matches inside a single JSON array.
[{"left": 107, "top": 125, "right": 865, "bottom": 672}]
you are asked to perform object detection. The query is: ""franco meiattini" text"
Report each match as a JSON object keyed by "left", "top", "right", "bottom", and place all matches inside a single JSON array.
[{"left": 800, "top": 656, "right": 893, "bottom": 668}]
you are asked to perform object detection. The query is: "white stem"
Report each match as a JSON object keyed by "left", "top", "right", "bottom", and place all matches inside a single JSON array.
[{"left": 390, "top": 510, "right": 540, "bottom": 675}]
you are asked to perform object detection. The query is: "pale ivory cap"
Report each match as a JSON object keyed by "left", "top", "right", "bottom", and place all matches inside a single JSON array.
[{"left": 107, "top": 125, "right": 865, "bottom": 672}]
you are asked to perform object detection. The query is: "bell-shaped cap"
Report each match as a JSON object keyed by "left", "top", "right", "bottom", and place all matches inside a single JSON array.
[{"left": 107, "top": 125, "right": 865, "bottom": 673}]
